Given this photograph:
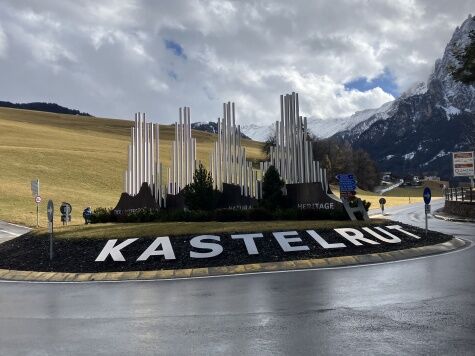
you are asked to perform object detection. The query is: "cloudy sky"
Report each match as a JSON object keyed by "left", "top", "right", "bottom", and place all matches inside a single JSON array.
[{"left": 0, "top": 0, "right": 473, "bottom": 125}]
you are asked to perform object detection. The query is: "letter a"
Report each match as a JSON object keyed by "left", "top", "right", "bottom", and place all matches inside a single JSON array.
[{"left": 137, "top": 236, "right": 176, "bottom": 261}]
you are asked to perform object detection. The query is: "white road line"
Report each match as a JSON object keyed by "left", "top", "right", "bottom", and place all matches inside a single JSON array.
[
  {"left": 1, "top": 222, "right": 31, "bottom": 230},
  {"left": 0, "top": 229, "right": 17, "bottom": 236}
]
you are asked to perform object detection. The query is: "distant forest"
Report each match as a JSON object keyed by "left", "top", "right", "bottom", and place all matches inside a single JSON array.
[{"left": 0, "top": 101, "right": 91, "bottom": 116}]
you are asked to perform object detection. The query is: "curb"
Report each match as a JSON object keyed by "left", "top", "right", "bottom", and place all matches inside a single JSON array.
[
  {"left": 0, "top": 238, "right": 468, "bottom": 283},
  {"left": 432, "top": 213, "right": 475, "bottom": 224}
]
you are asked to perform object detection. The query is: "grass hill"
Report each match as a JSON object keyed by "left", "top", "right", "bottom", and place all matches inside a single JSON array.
[
  {"left": 0, "top": 106, "right": 444, "bottom": 228},
  {"left": 0, "top": 107, "right": 265, "bottom": 226}
]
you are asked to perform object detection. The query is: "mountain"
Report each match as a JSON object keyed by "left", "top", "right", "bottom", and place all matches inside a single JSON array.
[
  {"left": 240, "top": 100, "right": 395, "bottom": 142},
  {"left": 0, "top": 101, "right": 91, "bottom": 116},
  {"left": 191, "top": 121, "right": 251, "bottom": 139},
  {"left": 333, "top": 15, "right": 475, "bottom": 179}
]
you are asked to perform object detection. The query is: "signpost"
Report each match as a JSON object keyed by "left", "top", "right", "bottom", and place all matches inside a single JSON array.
[
  {"left": 60, "top": 202, "right": 72, "bottom": 226},
  {"left": 379, "top": 197, "right": 386, "bottom": 215},
  {"left": 47, "top": 200, "right": 54, "bottom": 260},
  {"left": 453, "top": 151, "right": 474, "bottom": 187},
  {"left": 337, "top": 174, "right": 357, "bottom": 200},
  {"left": 31, "top": 179, "right": 40, "bottom": 227},
  {"left": 423, "top": 187, "right": 431, "bottom": 235}
]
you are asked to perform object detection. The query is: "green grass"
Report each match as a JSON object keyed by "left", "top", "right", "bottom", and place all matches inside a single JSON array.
[
  {"left": 0, "top": 107, "right": 265, "bottom": 227},
  {"left": 31, "top": 219, "right": 386, "bottom": 240}
]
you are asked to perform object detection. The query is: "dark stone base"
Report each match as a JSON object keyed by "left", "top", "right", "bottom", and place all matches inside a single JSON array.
[
  {"left": 217, "top": 183, "right": 258, "bottom": 209},
  {"left": 285, "top": 182, "right": 346, "bottom": 213},
  {"left": 113, "top": 183, "right": 158, "bottom": 213}
]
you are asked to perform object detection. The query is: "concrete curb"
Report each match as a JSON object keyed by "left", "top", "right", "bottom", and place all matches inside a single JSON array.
[
  {"left": 433, "top": 213, "right": 475, "bottom": 224},
  {"left": 0, "top": 238, "right": 468, "bottom": 282}
]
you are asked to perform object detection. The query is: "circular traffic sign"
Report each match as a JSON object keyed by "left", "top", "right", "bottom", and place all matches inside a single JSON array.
[
  {"left": 423, "top": 187, "right": 432, "bottom": 204},
  {"left": 379, "top": 197, "right": 386, "bottom": 205},
  {"left": 60, "top": 202, "right": 72, "bottom": 215},
  {"left": 47, "top": 200, "right": 54, "bottom": 222},
  {"left": 35, "top": 195, "right": 42, "bottom": 204}
]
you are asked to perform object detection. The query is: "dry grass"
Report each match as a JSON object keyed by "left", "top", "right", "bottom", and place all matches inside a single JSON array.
[
  {"left": 0, "top": 107, "right": 265, "bottom": 227},
  {"left": 32, "top": 219, "right": 385, "bottom": 240},
  {"left": 330, "top": 181, "right": 445, "bottom": 210},
  {"left": 1, "top": 106, "right": 446, "bottom": 228}
]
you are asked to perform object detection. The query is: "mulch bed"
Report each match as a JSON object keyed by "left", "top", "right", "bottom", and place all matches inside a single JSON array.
[{"left": 0, "top": 222, "right": 453, "bottom": 273}]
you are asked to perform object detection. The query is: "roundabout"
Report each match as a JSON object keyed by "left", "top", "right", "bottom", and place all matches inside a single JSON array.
[
  {"left": 0, "top": 200, "right": 474, "bottom": 355},
  {"left": 0, "top": 213, "right": 467, "bottom": 282}
]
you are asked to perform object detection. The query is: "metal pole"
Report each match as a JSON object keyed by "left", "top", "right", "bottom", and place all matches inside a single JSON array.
[
  {"left": 425, "top": 209, "right": 429, "bottom": 236},
  {"left": 49, "top": 220, "right": 53, "bottom": 260},
  {"left": 36, "top": 178, "right": 40, "bottom": 227}
]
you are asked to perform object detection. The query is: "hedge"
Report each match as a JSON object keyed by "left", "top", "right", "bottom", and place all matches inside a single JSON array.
[{"left": 90, "top": 206, "right": 350, "bottom": 224}]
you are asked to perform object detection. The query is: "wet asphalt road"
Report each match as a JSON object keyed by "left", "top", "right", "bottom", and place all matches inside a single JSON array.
[
  {"left": 0, "top": 220, "right": 30, "bottom": 241},
  {"left": 0, "top": 199, "right": 474, "bottom": 355}
]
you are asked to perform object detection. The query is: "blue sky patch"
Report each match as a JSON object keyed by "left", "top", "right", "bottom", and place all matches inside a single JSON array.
[
  {"left": 164, "top": 39, "right": 187, "bottom": 59},
  {"left": 344, "top": 68, "right": 398, "bottom": 97}
]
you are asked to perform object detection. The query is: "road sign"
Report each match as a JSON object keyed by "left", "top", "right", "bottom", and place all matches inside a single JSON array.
[
  {"left": 336, "top": 174, "right": 357, "bottom": 191},
  {"left": 423, "top": 187, "right": 431, "bottom": 205},
  {"left": 35, "top": 195, "right": 42, "bottom": 204},
  {"left": 452, "top": 151, "right": 474, "bottom": 177},
  {"left": 31, "top": 179, "right": 40, "bottom": 197},
  {"left": 379, "top": 197, "right": 386, "bottom": 205},
  {"left": 60, "top": 202, "right": 72, "bottom": 225},
  {"left": 425, "top": 204, "right": 431, "bottom": 214},
  {"left": 337, "top": 174, "right": 357, "bottom": 200},
  {"left": 47, "top": 200, "right": 54, "bottom": 222}
]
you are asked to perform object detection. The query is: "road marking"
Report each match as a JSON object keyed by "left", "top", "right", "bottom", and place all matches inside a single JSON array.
[
  {"left": 0, "top": 222, "right": 31, "bottom": 230},
  {"left": 0, "top": 229, "right": 17, "bottom": 236},
  {"left": 0, "top": 238, "right": 471, "bottom": 285}
]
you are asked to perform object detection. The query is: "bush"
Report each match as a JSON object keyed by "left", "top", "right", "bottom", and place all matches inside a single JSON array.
[
  {"left": 247, "top": 208, "right": 274, "bottom": 221},
  {"left": 183, "top": 164, "right": 217, "bottom": 210},
  {"left": 261, "top": 165, "right": 285, "bottom": 211},
  {"left": 91, "top": 207, "right": 116, "bottom": 224},
  {"left": 90, "top": 205, "right": 349, "bottom": 223},
  {"left": 215, "top": 208, "right": 247, "bottom": 221},
  {"left": 349, "top": 198, "right": 371, "bottom": 211}
]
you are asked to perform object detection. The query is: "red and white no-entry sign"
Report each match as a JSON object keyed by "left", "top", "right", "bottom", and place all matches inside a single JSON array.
[{"left": 35, "top": 195, "right": 42, "bottom": 204}]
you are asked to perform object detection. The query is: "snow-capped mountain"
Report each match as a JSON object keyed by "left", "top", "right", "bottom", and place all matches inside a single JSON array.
[
  {"left": 239, "top": 123, "right": 274, "bottom": 142},
  {"left": 333, "top": 14, "right": 475, "bottom": 178},
  {"left": 240, "top": 101, "right": 395, "bottom": 142},
  {"left": 191, "top": 121, "right": 251, "bottom": 139}
]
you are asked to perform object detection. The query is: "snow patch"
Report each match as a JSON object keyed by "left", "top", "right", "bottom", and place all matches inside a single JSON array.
[
  {"left": 423, "top": 150, "right": 448, "bottom": 166},
  {"left": 443, "top": 105, "right": 461, "bottom": 119},
  {"left": 403, "top": 152, "right": 415, "bottom": 160}
]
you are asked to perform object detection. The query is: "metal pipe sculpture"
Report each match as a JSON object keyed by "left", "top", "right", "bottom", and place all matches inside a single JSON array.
[
  {"left": 209, "top": 102, "right": 261, "bottom": 197},
  {"left": 122, "top": 92, "right": 328, "bottom": 210},
  {"left": 123, "top": 113, "right": 163, "bottom": 205},
  {"left": 264, "top": 92, "right": 328, "bottom": 190},
  {"left": 169, "top": 107, "right": 197, "bottom": 195}
]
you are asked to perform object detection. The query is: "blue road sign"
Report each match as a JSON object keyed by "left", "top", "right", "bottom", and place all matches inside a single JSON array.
[
  {"left": 337, "top": 174, "right": 357, "bottom": 192},
  {"left": 423, "top": 187, "right": 431, "bottom": 204}
]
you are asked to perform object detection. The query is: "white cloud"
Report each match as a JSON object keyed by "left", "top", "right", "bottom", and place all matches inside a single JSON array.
[
  {"left": 0, "top": 25, "right": 7, "bottom": 58},
  {"left": 0, "top": 0, "right": 472, "bottom": 125}
]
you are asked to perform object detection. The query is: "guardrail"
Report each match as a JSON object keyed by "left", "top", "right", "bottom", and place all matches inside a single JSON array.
[{"left": 445, "top": 187, "right": 474, "bottom": 203}]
